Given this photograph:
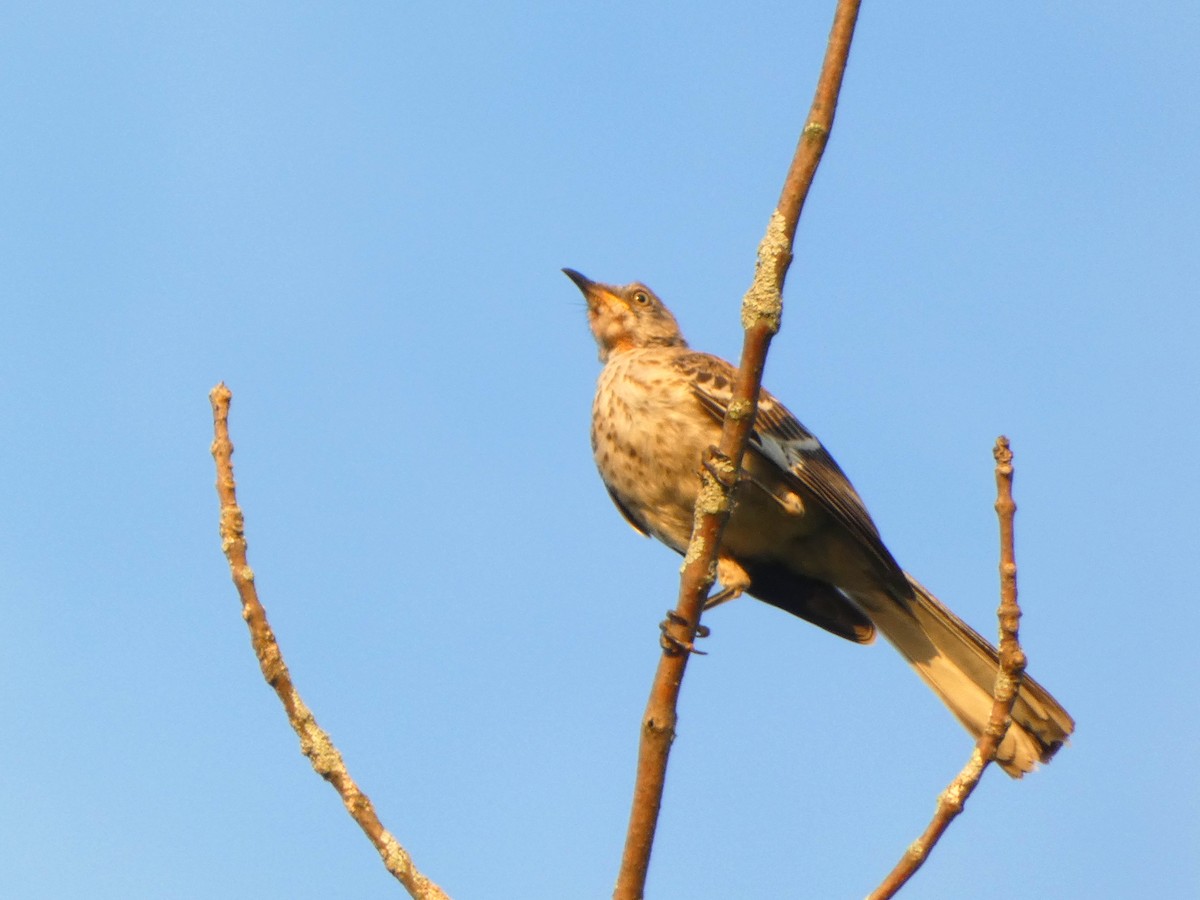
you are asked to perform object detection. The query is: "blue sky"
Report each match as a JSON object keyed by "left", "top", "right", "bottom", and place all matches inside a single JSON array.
[{"left": 2, "top": 3, "right": 1197, "bottom": 898}]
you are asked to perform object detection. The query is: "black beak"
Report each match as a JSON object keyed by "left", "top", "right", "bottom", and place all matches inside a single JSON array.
[{"left": 562, "top": 268, "right": 594, "bottom": 292}]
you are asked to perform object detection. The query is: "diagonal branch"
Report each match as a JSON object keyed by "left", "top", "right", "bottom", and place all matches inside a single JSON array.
[
  {"left": 866, "top": 436, "right": 1028, "bottom": 900},
  {"left": 209, "top": 383, "right": 451, "bottom": 900},
  {"left": 612, "top": 3, "right": 863, "bottom": 898}
]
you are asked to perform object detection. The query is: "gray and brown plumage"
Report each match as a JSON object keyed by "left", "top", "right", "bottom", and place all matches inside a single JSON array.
[{"left": 565, "top": 267, "right": 1074, "bottom": 777}]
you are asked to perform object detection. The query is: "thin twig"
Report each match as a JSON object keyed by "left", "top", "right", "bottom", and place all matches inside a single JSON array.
[
  {"left": 866, "top": 437, "right": 1027, "bottom": 900},
  {"left": 612, "top": 4, "right": 862, "bottom": 898},
  {"left": 209, "top": 383, "right": 450, "bottom": 900}
]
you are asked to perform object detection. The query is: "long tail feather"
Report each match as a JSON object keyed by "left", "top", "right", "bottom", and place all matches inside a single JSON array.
[{"left": 852, "top": 575, "right": 1074, "bottom": 777}]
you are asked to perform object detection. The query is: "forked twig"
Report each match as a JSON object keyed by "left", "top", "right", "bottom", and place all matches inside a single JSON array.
[
  {"left": 866, "top": 436, "right": 1027, "bottom": 900},
  {"left": 209, "top": 383, "right": 450, "bottom": 900},
  {"left": 612, "top": 3, "right": 863, "bottom": 898}
]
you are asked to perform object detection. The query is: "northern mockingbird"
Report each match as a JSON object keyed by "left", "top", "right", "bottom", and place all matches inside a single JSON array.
[{"left": 565, "top": 267, "right": 1073, "bottom": 777}]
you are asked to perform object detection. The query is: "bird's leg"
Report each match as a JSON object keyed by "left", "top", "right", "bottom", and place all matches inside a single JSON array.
[
  {"left": 663, "top": 557, "right": 749, "bottom": 653},
  {"left": 701, "top": 588, "right": 738, "bottom": 611},
  {"left": 703, "top": 557, "right": 752, "bottom": 611}
]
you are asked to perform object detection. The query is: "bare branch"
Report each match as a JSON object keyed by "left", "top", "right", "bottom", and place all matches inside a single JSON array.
[
  {"left": 866, "top": 437, "right": 1027, "bottom": 900},
  {"left": 613, "top": 4, "right": 863, "bottom": 898},
  {"left": 209, "top": 383, "right": 451, "bottom": 900}
]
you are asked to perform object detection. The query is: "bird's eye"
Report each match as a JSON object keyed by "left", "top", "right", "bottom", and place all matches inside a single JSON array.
[{"left": 632, "top": 291, "right": 650, "bottom": 306}]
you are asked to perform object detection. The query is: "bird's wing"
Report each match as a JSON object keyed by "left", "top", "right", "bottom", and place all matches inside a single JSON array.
[{"left": 679, "top": 352, "right": 903, "bottom": 579}]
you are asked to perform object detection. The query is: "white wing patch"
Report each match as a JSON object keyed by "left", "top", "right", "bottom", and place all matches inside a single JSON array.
[{"left": 757, "top": 429, "right": 820, "bottom": 467}]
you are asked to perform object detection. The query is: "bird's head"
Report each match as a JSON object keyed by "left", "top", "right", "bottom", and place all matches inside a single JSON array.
[{"left": 562, "top": 268, "right": 687, "bottom": 362}]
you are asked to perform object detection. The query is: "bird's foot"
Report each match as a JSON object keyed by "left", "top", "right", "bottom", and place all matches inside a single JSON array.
[
  {"left": 659, "top": 610, "right": 710, "bottom": 656},
  {"left": 702, "top": 446, "right": 738, "bottom": 487}
]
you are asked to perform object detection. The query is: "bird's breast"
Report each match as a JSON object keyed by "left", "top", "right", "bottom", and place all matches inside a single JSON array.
[{"left": 591, "top": 351, "right": 718, "bottom": 551}]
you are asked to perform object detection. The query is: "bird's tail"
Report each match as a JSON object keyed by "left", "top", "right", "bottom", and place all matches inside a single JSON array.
[{"left": 853, "top": 575, "right": 1074, "bottom": 777}]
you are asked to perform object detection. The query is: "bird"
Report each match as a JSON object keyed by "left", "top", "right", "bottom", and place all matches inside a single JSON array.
[{"left": 564, "top": 267, "right": 1074, "bottom": 777}]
